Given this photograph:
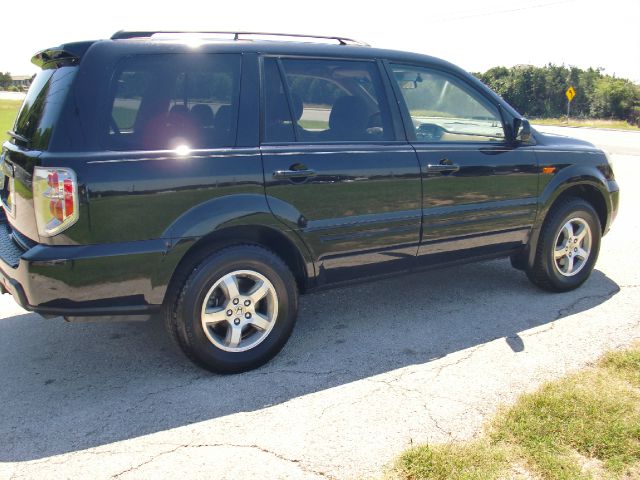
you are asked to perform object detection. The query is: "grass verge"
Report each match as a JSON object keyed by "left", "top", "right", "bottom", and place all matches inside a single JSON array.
[
  {"left": 396, "top": 441, "right": 510, "bottom": 480},
  {"left": 532, "top": 117, "right": 640, "bottom": 131},
  {"left": 391, "top": 343, "right": 640, "bottom": 480},
  {"left": 0, "top": 99, "right": 22, "bottom": 141}
]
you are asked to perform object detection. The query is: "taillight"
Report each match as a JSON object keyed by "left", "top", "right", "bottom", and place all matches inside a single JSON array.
[{"left": 33, "top": 167, "right": 79, "bottom": 237}]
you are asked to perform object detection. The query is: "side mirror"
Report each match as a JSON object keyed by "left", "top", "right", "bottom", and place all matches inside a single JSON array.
[{"left": 513, "top": 118, "right": 531, "bottom": 143}]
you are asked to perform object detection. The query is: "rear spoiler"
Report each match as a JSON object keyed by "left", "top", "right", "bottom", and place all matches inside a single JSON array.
[{"left": 31, "top": 41, "right": 95, "bottom": 69}]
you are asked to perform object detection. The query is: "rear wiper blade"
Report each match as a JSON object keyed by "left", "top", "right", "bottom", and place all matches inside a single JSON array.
[{"left": 7, "top": 131, "right": 28, "bottom": 144}]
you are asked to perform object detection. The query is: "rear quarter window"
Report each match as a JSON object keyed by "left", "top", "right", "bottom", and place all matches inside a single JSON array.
[{"left": 105, "top": 54, "right": 241, "bottom": 151}]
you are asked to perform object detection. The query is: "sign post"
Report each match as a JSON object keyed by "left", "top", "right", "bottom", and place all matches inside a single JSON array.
[{"left": 566, "top": 86, "right": 576, "bottom": 122}]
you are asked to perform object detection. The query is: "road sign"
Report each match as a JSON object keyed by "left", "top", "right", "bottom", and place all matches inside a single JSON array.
[{"left": 566, "top": 86, "right": 576, "bottom": 102}]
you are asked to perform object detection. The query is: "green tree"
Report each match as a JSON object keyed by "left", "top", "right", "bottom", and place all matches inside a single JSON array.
[{"left": 0, "top": 72, "right": 12, "bottom": 89}]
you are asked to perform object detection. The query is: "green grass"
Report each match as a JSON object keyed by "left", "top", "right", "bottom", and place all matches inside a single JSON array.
[
  {"left": 600, "top": 347, "right": 640, "bottom": 387},
  {"left": 392, "top": 343, "right": 640, "bottom": 480},
  {"left": 396, "top": 441, "right": 509, "bottom": 480},
  {"left": 0, "top": 99, "right": 22, "bottom": 141},
  {"left": 112, "top": 105, "right": 138, "bottom": 130},
  {"left": 298, "top": 119, "right": 328, "bottom": 130},
  {"left": 532, "top": 117, "right": 640, "bottom": 130},
  {"left": 492, "top": 369, "right": 640, "bottom": 478}
]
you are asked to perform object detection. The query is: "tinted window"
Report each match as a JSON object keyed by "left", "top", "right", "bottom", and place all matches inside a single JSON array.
[
  {"left": 13, "top": 67, "right": 77, "bottom": 150},
  {"left": 391, "top": 65, "right": 505, "bottom": 142},
  {"left": 262, "top": 58, "right": 393, "bottom": 143},
  {"left": 107, "top": 54, "right": 241, "bottom": 150}
]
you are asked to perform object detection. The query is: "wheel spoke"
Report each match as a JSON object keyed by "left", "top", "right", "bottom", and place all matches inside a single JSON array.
[
  {"left": 575, "top": 223, "right": 588, "bottom": 243},
  {"left": 221, "top": 275, "right": 240, "bottom": 299},
  {"left": 565, "top": 255, "right": 575, "bottom": 274},
  {"left": 249, "top": 312, "right": 271, "bottom": 331},
  {"left": 248, "top": 279, "right": 270, "bottom": 304},
  {"left": 562, "top": 221, "right": 575, "bottom": 240},
  {"left": 225, "top": 325, "right": 242, "bottom": 348},
  {"left": 554, "top": 246, "right": 566, "bottom": 259},
  {"left": 576, "top": 247, "right": 589, "bottom": 260},
  {"left": 202, "top": 308, "right": 228, "bottom": 325}
]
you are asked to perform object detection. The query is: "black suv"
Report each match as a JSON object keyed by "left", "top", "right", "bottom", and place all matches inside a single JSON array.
[{"left": 1, "top": 31, "right": 619, "bottom": 372}]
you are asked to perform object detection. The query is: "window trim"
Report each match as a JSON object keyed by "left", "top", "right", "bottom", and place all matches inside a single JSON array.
[
  {"left": 259, "top": 55, "right": 400, "bottom": 146},
  {"left": 386, "top": 61, "right": 509, "bottom": 145},
  {"left": 277, "top": 57, "right": 300, "bottom": 142}
]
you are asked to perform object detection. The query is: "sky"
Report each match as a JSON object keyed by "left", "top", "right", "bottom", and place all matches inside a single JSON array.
[{"left": 1, "top": 0, "right": 639, "bottom": 82}]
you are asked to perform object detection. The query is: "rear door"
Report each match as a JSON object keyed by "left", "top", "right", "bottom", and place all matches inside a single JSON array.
[
  {"left": 260, "top": 56, "right": 422, "bottom": 285},
  {"left": 388, "top": 63, "right": 538, "bottom": 262}
]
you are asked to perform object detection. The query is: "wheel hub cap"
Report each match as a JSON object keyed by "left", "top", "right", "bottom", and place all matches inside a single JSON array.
[
  {"left": 200, "top": 270, "right": 278, "bottom": 352},
  {"left": 553, "top": 217, "right": 592, "bottom": 277}
]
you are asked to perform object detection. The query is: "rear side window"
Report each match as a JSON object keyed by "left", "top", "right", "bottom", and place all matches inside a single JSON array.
[
  {"left": 12, "top": 67, "right": 77, "bottom": 150},
  {"left": 262, "top": 57, "right": 394, "bottom": 143},
  {"left": 106, "top": 54, "right": 241, "bottom": 150}
]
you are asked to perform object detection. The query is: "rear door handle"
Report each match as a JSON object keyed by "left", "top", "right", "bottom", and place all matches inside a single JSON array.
[
  {"left": 426, "top": 163, "right": 459, "bottom": 174},
  {"left": 273, "top": 169, "right": 317, "bottom": 179}
]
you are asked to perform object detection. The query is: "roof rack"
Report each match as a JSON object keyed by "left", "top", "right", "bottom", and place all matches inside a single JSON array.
[{"left": 110, "top": 30, "right": 369, "bottom": 46}]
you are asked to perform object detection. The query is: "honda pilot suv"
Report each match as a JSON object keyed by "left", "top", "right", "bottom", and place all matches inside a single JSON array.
[{"left": 0, "top": 31, "right": 619, "bottom": 372}]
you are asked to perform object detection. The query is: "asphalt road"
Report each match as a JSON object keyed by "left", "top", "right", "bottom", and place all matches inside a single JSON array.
[{"left": 1, "top": 127, "right": 639, "bottom": 479}]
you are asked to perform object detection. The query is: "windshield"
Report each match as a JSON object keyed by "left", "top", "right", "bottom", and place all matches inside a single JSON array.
[{"left": 12, "top": 66, "right": 77, "bottom": 150}]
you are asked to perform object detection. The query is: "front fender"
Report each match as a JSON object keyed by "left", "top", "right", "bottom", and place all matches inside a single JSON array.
[
  {"left": 525, "top": 163, "right": 615, "bottom": 269},
  {"left": 538, "top": 164, "right": 610, "bottom": 216}
]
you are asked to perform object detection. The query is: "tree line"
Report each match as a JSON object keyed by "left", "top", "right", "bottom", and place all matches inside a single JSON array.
[{"left": 475, "top": 64, "right": 640, "bottom": 126}]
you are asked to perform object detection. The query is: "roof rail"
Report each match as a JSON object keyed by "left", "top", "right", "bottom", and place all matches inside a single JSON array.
[{"left": 110, "top": 30, "right": 369, "bottom": 46}]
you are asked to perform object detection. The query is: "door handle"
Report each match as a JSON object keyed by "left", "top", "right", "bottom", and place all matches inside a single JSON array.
[
  {"left": 273, "top": 169, "right": 317, "bottom": 179},
  {"left": 426, "top": 163, "right": 459, "bottom": 174}
]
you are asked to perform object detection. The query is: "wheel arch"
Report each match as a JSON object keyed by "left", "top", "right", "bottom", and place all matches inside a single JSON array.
[
  {"left": 162, "top": 223, "right": 314, "bottom": 310},
  {"left": 526, "top": 173, "right": 611, "bottom": 270}
]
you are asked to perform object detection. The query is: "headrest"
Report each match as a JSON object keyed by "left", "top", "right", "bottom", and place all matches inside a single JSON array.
[
  {"left": 329, "top": 96, "right": 369, "bottom": 131},
  {"left": 191, "top": 104, "right": 215, "bottom": 126}
]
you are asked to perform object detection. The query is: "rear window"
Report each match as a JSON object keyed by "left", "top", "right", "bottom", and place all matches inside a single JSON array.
[
  {"left": 12, "top": 67, "right": 77, "bottom": 150},
  {"left": 106, "top": 54, "right": 241, "bottom": 150}
]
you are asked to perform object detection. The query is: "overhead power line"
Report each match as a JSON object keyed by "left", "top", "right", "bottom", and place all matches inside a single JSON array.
[{"left": 431, "top": 0, "right": 578, "bottom": 23}]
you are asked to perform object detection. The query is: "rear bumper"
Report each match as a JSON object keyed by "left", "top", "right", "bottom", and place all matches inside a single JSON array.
[{"left": 0, "top": 220, "right": 176, "bottom": 318}]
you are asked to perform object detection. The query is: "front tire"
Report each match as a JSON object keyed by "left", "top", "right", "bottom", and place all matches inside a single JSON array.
[
  {"left": 166, "top": 245, "right": 298, "bottom": 373},
  {"left": 526, "top": 197, "right": 601, "bottom": 292}
]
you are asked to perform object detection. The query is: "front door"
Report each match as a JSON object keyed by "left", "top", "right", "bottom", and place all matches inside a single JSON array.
[
  {"left": 388, "top": 64, "right": 538, "bottom": 262},
  {"left": 260, "top": 57, "right": 422, "bottom": 285}
]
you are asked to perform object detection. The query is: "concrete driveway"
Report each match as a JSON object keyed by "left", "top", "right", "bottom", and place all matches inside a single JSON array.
[{"left": 1, "top": 127, "right": 639, "bottom": 479}]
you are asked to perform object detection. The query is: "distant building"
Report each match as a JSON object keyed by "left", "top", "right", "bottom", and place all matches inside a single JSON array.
[{"left": 10, "top": 75, "right": 32, "bottom": 90}]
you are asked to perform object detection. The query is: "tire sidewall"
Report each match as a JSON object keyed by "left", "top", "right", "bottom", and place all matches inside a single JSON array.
[
  {"left": 177, "top": 247, "right": 297, "bottom": 372},
  {"left": 541, "top": 202, "right": 601, "bottom": 291}
]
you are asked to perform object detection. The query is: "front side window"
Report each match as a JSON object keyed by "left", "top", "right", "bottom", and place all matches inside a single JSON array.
[
  {"left": 391, "top": 65, "right": 505, "bottom": 143},
  {"left": 107, "top": 54, "right": 241, "bottom": 150},
  {"left": 262, "top": 57, "right": 394, "bottom": 143}
]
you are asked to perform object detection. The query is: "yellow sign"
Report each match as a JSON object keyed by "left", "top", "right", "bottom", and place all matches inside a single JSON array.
[{"left": 566, "top": 86, "right": 576, "bottom": 102}]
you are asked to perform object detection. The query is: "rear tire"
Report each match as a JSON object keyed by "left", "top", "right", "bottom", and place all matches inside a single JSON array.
[
  {"left": 526, "top": 197, "right": 601, "bottom": 292},
  {"left": 165, "top": 245, "right": 298, "bottom": 373}
]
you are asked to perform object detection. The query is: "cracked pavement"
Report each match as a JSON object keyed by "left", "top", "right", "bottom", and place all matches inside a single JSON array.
[{"left": 1, "top": 127, "right": 639, "bottom": 479}]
